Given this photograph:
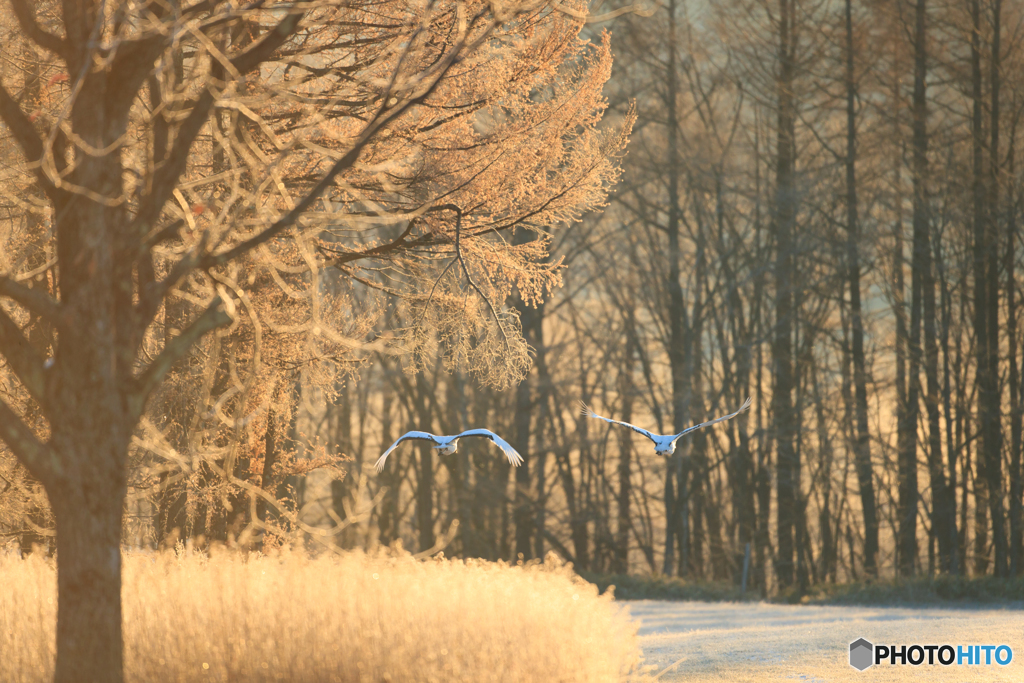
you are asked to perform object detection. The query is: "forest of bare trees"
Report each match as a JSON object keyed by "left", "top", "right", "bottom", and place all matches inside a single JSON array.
[
  {"left": 3, "top": 1, "right": 1024, "bottom": 677},
  {"left": 251, "top": 0, "right": 1024, "bottom": 592},
  {"left": 280, "top": 0, "right": 1024, "bottom": 591}
]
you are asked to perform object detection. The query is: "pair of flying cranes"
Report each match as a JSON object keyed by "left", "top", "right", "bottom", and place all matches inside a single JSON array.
[{"left": 373, "top": 397, "right": 752, "bottom": 472}]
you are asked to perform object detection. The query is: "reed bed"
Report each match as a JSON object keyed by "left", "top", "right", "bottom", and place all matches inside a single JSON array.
[{"left": 0, "top": 549, "right": 641, "bottom": 682}]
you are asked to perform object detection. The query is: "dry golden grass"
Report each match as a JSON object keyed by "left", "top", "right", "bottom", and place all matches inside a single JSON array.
[{"left": 0, "top": 549, "right": 641, "bottom": 683}]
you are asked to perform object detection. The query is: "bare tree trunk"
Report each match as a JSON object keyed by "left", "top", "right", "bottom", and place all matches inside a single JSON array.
[
  {"left": 974, "top": 452, "right": 990, "bottom": 574},
  {"left": 966, "top": 0, "right": 991, "bottom": 581},
  {"left": 1008, "top": 128, "right": 1023, "bottom": 575},
  {"left": 329, "top": 386, "right": 353, "bottom": 547},
  {"left": 415, "top": 374, "right": 436, "bottom": 551},
  {"left": 908, "top": 0, "right": 952, "bottom": 574},
  {"left": 772, "top": 0, "right": 799, "bottom": 589},
  {"left": 844, "top": 0, "right": 879, "bottom": 577},
  {"left": 513, "top": 334, "right": 533, "bottom": 559},
  {"left": 752, "top": 111, "right": 771, "bottom": 594},
  {"left": 532, "top": 305, "right": 552, "bottom": 561},
  {"left": 662, "top": 0, "right": 688, "bottom": 577},
  {"left": 937, "top": 210, "right": 960, "bottom": 575},
  {"left": 689, "top": 231, "right": 708, "bottom": 579},
  {"left": 794, "top": 314, "right": 811, "bottom": 592},
  {"left": 957, "top": 292, "right": 973, "bottom": 572},
  {"left": 260, "top": 407, "right": 281, "bottom": 525},
  {"left": 892, "top": 153, "right": 909, "bottom": 576},
  {"left": 812, "top": 364, "right": 835, "bottom": 583},
  {"left": 985, "top": 0, "right": 1008, "bottom": 577},
  {"left": 897, "top": 0, "right": 929, "bottom": 577},
  {"left": 924, "top": 221, "right": 955, "bottom": 575},
  {"left": 377, "top": 368, "right": 400, "bottom": 546},
  {"left": 615, "top": 345, "right": 635, "bottom": 573},
  {"left": 729, "top": 291, "right": 757, "bottom": 583}
]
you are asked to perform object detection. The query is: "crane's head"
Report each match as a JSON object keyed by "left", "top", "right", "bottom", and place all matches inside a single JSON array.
[{"left": 433, "top": 441, "right": 458, "bottom": 456}]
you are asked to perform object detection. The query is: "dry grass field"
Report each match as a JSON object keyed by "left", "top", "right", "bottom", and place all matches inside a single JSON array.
[{"left": 0, "top": 549, "right": 641, "bottom": 683}]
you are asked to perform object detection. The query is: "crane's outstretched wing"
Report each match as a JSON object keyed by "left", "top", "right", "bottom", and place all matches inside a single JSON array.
[
  {"left": 671, "top": 397, "right": 752, "bottom": 443},
  {"left": 580, "top": 401, "right": 658, "bottom": 442},
  {"left": 455, "top": 429, "right": 524, "bottom": 466},
  {"left": 374, "top": 431, "right": 440, "bottom": 472}
]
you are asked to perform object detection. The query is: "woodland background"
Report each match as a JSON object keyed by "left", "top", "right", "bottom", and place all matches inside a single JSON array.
[{"left": 3, "top": 0, "right": 1024, "bottom": 600}]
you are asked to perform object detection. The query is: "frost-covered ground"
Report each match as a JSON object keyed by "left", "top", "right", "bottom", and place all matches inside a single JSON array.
[{"left": 629, "top": 600, "right": 1024, "bottom": 681}]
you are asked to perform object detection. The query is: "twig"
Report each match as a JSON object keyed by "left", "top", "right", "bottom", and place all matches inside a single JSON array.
[{"left": 442, "top": 205, "right": 510, "bottom": 349}]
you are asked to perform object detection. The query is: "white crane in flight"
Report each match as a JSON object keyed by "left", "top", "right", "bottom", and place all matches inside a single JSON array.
[
  {"left": 374, "top": 429, "right": 524, "bottom": 472},
  {"left": 582, "top": 397, "right": 752, "bottom": 457}
]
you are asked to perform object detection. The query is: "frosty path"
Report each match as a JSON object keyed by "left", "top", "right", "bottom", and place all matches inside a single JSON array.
[{"left": 628, "top": 600, "right": 1024, "bottom": 681}]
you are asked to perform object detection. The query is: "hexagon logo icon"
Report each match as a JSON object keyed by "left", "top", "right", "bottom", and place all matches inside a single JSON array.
[{"left": 849, "top": 638, "right": 874, "bottom": 671}]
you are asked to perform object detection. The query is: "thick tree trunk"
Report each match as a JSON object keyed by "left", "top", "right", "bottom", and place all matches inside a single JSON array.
[
  {"left": 970, "top": 0, "right": 1002, "bottom": 577},
  {"left": 49, "top": 427, "right": 130, "bottom": 683},
  {"left": 40, "top": 64, "right": 139, "bottom": 683},
  {"left": 662, "top": 0, "right": 688, "bottom": 578},
  {"left": 329, "top": 386, "right": 355, "bottom": 548},
  {"left": 512, "top": 255, "right": 539, "bottom": 558},
  {"left": 897, "top": 0, "right": 929, "bottom": 577},
  {"left": 772, "top": 0, "right": 798, "bottom": 589}
]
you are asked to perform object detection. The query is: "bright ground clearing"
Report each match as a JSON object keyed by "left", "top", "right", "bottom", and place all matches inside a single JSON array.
[{"left": 629, "top": 600, "right": 1024, "bottom": 681}]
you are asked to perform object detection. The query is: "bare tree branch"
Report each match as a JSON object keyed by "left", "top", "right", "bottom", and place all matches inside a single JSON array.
[
  {"left": 129, "top": 296, "right": 231, "bottom": 417},
  {"left": 0, "top": 306, "right": 49, "bottom": 409},
  {"left": 0, "top": 276, "right": 61, "bottom": 321},
  {"left": 128, "top": 9, "right": 306, "bottom": 242},
  {"left": 10, "top": 0, "right": 68, "bottom": 57},
  {"left": 0, "top": 397, "right": 60, "bottom": 482},
  {"left": 112, "top": 2, "right": 298, "bottom": 115},
  {"left": 231, "top": 9, "right": 304, "bottom": 73},
  {"left": 440, "top": 204, "right": 510, "bottom": 348},
  {"left": 0, "top": 79, "right": 65, "bottom": 205},
  {"left": 318, "top": 218, "right": 419, "bottom": 266}
]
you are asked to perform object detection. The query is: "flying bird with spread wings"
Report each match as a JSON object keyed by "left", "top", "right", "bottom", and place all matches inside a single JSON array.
[
  {"left": 374, "top": 429, "right": 524, "bottom": 472},
  {"left": 582, "top": 397, "right": 752, "bottom": 457}
]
